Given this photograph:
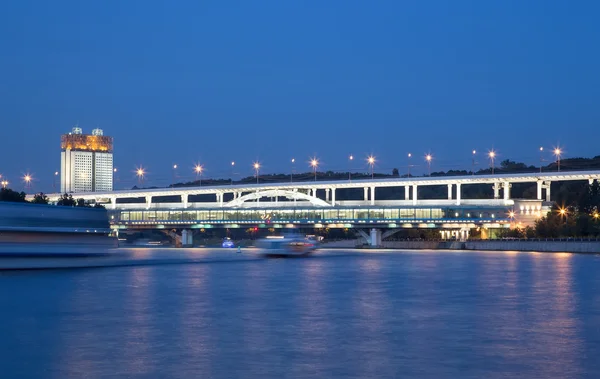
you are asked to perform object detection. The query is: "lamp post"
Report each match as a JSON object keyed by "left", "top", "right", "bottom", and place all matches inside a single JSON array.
[
  {"left": 254, "top": 162, "right": 260, "bottom": 184},
  {"left": 559, "top": 207, "right": 567, "bottom": 226},
  {"left": 23, "top": 174, "right": 32, "bottom": 191},
  {"left": 471, "top": 150, "right": 476, "bottom": 175},
  {"left": 53, "top": 171, "right": 59, "bottom": 189},
  {"left": 231, "top": 161, "right": 235, "bottom": 185},
  {"left": 194, "top": 164, "right": 203, "bottom": 186},
  {"left": 554, "top": 148, "right": 562, "bottom": 172},
  {"left": 136, "top": 167, "right": 145, "bottom": 186},
  {"left": 310, "top": 158, "right": 319, "bottom": 181},
  {"left": 349, "top": 155, "right": 353, "bottom": 181},
  {"left": 539, "top": 147, "right": 544, "bottom": 173},
  {"left": 1, "top": 180, "right": 7, "bottom": 189},
  {"left": 291, "top": 158, "right": 295, "bottom": 182},
  {"left": 407, "top": 153, "right": 412, "bottom": 177},
  {"left": 367, "top": 156, "right": 375, "bottom": 179},
  {"left": 489, "top": 151, "right": 496, "bottom": 175},
  {"left": 425, "top": 154, "right": 432, "bottom": 177}
]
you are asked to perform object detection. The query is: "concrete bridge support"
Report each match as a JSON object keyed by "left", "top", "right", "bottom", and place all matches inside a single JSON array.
[
  {"left": 370, "top": 186, "right": 375, "bottom": 205},
  {"left": 370, "top": 228, "right": 382, "bottom": 247},
  {"left": 493, "top": 183, "right": 500, "bottom": 199},
  {"left": 412, "top": 185, "right": 418, "bottom": 205},
  {"left": 181, "top": 229, "right": 193, "bottom": 247},
  {"left": 503, "top": 182, "right": 511, "bottom": 203},
  {"left": 356, "top": 229, "right": 382, "bottom": 247},
  {"left": 404, "top": 185, "right": 410, "bottom": 200}
]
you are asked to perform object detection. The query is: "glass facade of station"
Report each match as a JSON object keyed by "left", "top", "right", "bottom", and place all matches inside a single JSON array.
[{"left": 112, "top": 206, "right": 511, "bottom": 225}]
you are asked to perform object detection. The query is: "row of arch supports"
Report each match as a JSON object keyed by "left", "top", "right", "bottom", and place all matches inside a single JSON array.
[{"left": 107, "top": 178, "right": 600, "bottom": 209}]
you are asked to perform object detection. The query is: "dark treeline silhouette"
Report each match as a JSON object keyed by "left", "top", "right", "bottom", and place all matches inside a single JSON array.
[{"left": 0, "top": 189, "right": 104, "bottom": 208}]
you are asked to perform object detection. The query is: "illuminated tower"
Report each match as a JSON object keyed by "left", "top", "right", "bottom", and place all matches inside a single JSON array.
[{"left": 60, "top": 127, "right": 114, "bottom": 193}]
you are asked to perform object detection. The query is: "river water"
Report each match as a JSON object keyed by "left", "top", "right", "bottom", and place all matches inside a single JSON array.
[{"left": 1, "top": 249, "right": 600, "bottom": 378}]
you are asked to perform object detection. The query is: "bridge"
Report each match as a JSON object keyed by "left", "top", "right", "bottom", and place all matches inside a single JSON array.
[{"left": 43, "top": 170, "right": 600, "bottom": 246}]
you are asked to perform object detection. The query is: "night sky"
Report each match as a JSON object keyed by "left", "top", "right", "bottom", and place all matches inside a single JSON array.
[{"left": 1, "top": 0, "right": 599, "bottom": 192}]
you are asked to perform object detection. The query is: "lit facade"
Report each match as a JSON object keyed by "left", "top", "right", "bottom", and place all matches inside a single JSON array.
[{"left": 60, "top": 127, "right": 114, "bottom": 193}]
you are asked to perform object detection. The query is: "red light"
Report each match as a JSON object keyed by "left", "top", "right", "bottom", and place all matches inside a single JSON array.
[{"left": 254, "top": 227, "right": 258, "bottom": 231}]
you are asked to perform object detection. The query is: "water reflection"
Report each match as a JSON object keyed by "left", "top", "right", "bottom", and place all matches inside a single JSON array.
[{"left": 1, "top": 250, "right": 598, "bottom": 378}]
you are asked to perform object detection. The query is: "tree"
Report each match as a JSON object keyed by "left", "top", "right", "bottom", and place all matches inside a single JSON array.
[
  {"left": 0, "top": 188, "right": 27, "bottom": 203},
  {"left": 56, "top": 194, "right": 76, "bottom": 206},
  {"left": 30, "top": 192, "right": 49, "bottom": 204},
  {"left": 392, "top": 168, "right": 399, "bottom": 177}
]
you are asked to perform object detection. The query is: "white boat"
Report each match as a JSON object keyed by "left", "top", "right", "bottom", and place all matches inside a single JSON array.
[{"left": 255, "top": 235, "right": 318, "bottom": 256}]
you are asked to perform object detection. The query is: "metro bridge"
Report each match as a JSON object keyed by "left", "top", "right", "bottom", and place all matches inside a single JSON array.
[{"left": 45, "top": 170, "right": 600, "bottom": 245}]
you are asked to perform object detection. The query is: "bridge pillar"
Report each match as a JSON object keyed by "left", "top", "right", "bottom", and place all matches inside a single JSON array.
[
  {"left": 456, "top": 183, "right": 462, "bottom": 205},
  {"left": 447, "top": 184, "right": 453, "bottom": 200},
  {"left": 370, "top": 186, "right": 375, "bottom": 205},
  {"left": 325, "top": 188, "right": 330, "bottom": 202},
  {"left": 537, "top": 180, "right": 543, "bottom": 200},
  {"left": 545, "top": 181, "right": 552, "bottom": 202},
  {"left": 331, "top": 188, "right": 336, "bottom": 206},
  {"left": 412, "top": 185, "right": 418, "bottom": 206},
  {"left": 590, "top": 179, "right": 595, "bottom": 185},
  {"left": 181, "top": 229, "right": 193, "bottom": 247},
  {"left": 404, "top": 185, "right": 410, "bottom": 200},
  {"left": 503, "top": 182, "right": 511, "bottom": 202},
  {"left": 493, "top": 183, "right": 500, "bottom": 199},
  {"left": 363, "top": 187, "right": 368, "bottom": 202},
  {"left": 110, "top": 196, "right": 117, "bottom": 210},
  {"left": 182, "top": 194, "right": 189, "bottom": 209},
  {"left": 370, "top": 228, "right": 382, "bottom": 247},
  {"left": 293, "top": 188, "right": 298, "bottom": 204},
  {"left": 145, "top": 196, "right": 152, "bottom": 209}
]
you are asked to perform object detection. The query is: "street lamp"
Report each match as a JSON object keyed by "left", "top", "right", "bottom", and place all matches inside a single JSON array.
[
  {"left": 1, "top": 180, "right": 7, "bottom": 189},
  {"left": 231, "top": 161, "right": 235, "bottom": 185},
  {"left": 194, "top": 164, "right": 203, "bottom": 185},
  {"left": 471, "top": 150, "right": 477, "bottom": 175},
  {"left": 172, "top": 164, "right": 178, "bottom": 184},
  {"left": 407, "top": 153, "right": 412, "bottom": 177},
  {"left": 367, "top": 156, "right": 375, "bottom": 179},
  {"left": 554, "top": 147, "right": 562, "bottom": 172},
  {"left": 488, "top": 151, "right": 496, "bottom": 174},
  {"left": 349, "top": 155, "right": 354, "bottom": 181},
  {"left": 136, "top": 167, "right": 145, "bottom": 185},
  {"left": 425, "top": 154, "right": 432, "bottom": 176},
  {"left": 54, "top": 171, "right": 59, "bottom": 189},
  {"left": 253, "top": 162, "right": 260, "bottom": 184},
  {"left": 539, "top": 147, "right": 544, "bottom": 173},
  {"left": 558, "top": 207, "right": 567, "bottom": 225},
  {"left": 310, "top": 158, "right": 319, "bottom": 181},
  {"left": 23, "top": 174, "right": 32, "bottom": 190},
  {"left": 291, "top": 158, "right": 295, "bottom": 182}
]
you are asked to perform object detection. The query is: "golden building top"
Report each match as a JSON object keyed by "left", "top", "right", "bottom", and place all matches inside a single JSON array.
[{"left": 61, "top": 134, "right": 113, "bottom": 153}]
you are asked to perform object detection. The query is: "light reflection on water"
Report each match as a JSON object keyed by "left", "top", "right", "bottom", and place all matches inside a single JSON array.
[{"left": 1, "top": 250, "right": 600, "bottom": 378}]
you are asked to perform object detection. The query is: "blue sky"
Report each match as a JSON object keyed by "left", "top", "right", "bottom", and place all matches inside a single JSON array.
[{"left": 1, "top": 0, "right": 599, "bottom": 191}]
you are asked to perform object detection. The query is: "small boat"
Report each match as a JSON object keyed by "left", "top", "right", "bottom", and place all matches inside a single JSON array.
[{"left": 255, "top": 234, "right": 318, "bottom": 257}]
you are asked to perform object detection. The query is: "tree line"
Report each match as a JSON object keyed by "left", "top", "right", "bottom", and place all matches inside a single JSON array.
[{"left": 0, "top": 188, "right": 104, "bottom": 208}]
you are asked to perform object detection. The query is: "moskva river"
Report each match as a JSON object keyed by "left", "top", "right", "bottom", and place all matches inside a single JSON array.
[{"left": 2, "top": 249, "right": 600, "bottom": 378}]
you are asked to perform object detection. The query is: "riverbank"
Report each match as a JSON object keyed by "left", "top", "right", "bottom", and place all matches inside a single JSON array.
[{"left": 322, "top": 239, "right": 600, "bottom": 253}]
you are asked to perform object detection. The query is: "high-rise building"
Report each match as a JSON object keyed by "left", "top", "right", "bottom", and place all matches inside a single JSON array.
[{"left": 60, "top": 127, "right": 114, "bottom": 193}]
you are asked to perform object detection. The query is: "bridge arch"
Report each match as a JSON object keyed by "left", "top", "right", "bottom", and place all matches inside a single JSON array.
[{"left": 224, "top": 189, "right": 330, "bottom": 207}]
